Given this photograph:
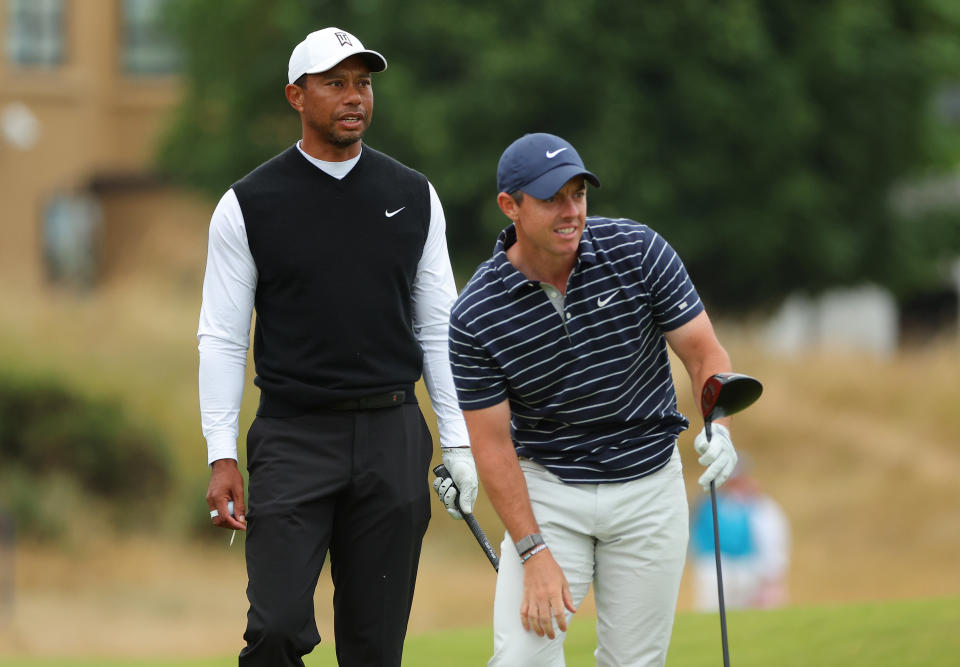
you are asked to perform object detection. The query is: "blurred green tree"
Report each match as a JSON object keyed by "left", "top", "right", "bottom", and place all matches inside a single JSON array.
[{"left": 158, "top": 0, "right": 960, "bottom": 311}]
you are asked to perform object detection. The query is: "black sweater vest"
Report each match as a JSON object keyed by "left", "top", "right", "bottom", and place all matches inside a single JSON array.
[{"left": 232, "top": 145, "right": 430, "bottom": 416}]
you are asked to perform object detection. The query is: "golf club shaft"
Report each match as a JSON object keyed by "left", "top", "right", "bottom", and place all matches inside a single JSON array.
[
  {"left": 706, "top": 422, "right": 731, "bottom": 667},
  {"left": 710, "top": 480, "right": 731, "bottom": 667}
]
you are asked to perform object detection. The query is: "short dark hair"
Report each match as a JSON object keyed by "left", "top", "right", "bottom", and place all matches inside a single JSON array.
[
  {"left": 510, "top": 191, "right": 524, "bottom": 205},
  {"left": 294, "top": 73, "right": 307, "bottom": 88}
]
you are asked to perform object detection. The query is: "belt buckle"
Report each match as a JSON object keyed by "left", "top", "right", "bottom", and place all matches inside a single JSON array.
[{"left": 358, "top": 390, "right": 405, "bottom": 410}]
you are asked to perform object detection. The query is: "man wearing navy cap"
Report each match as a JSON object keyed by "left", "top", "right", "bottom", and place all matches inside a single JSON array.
[
  {"left": 198, "top": 27, "right": 477, "bottom": 666},
  {"left": 448, "top": 132, "right": 739, "bottom": 665}
]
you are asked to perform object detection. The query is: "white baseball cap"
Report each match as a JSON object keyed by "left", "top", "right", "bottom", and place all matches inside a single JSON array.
[{"left": 287, "top": 27, "right": 387, "bottom": 84}]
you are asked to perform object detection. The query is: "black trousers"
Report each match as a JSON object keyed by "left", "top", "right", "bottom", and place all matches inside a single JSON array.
[{"left": 238, "top": 404, "right": 433, "bottom": 667}]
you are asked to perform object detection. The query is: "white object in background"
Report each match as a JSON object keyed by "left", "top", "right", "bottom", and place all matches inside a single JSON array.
[
  {"left": 1, "top": 101, "right": 40, "bottom": 150},
  {"left": 762, "top": 284, "right": 898, "bottom": 359},
  {"left": 817, "top": 285, "right": 898, "bottom": 358}
]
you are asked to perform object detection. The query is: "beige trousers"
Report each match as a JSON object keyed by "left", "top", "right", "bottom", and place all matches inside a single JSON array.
[{"left": 489, "top": 447, "right": 689, "bottom": 667}]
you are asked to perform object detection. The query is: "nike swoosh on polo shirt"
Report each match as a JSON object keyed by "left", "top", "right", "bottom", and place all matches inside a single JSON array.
[{"left": 597, "top": 290, "right": 619, "bottom": 307}]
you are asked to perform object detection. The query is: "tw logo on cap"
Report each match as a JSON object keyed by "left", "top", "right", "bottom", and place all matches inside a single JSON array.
[{"left": 336, "top": 32, "right": 353, "bottom": 47}]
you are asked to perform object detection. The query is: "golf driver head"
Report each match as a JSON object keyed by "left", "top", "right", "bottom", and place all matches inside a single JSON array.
[{"left": 701, "top": 372, "right": 763, "bottom": 422}]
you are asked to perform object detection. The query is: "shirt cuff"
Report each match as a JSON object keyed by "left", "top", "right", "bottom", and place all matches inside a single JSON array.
[
  {"left": 436, "top": 415, "right": 470, "bottom": 450},
  {"left": 206, "top": 432, "right": 239, "bottom": 466}
]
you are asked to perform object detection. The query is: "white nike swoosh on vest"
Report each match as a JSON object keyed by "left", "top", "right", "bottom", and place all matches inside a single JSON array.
[
  {"left": 385, "top": 207, "right": 406, "bottom": 218},
  {"left": 597, "top": 290, "right": 619, "bottom": 307},
  {"left": 545, "top": 148, "right": 568, "bottom": 158}
]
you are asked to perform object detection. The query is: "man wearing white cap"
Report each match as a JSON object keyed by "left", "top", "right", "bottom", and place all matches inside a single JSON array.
[
  {"left": 449, "top": 132, "right": 739, "bottom": 665},
  {"left": 197, "top": 27, "right": 477, "bottom": 666}
]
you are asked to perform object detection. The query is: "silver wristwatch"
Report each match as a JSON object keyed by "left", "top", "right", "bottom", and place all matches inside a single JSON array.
[{"left": 514, "top": 533, "right": 545, "bottom": 556}]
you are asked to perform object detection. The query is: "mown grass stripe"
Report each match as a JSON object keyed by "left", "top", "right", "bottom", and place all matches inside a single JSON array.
[{"left": 1, "top": 596, "right": 956, "bottom": 666}]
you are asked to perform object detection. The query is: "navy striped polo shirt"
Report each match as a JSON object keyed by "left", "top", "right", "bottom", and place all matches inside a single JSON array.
[{"left": 449, "top": 217, "right": 704, "bottom": 483}]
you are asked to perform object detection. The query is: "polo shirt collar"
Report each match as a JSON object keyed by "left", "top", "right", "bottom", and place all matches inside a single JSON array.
[{"left": 493, "top": 222, "right": 599, "bottom": 295}]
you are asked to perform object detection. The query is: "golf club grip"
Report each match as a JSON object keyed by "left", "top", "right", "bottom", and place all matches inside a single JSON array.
[
  {"left": 433, "top": 464, "right": 500, "bottom": 571},
  {"left": 464, "top": 513, "right": 500, "bottom": 571}
]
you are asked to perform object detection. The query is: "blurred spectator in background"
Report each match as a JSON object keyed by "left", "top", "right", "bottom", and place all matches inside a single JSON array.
[{"left": 689, "top": 453, "right": 790, "bottom": 610}]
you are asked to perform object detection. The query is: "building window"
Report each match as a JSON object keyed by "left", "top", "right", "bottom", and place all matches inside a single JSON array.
[
  {"left": 121, "top": 0, "right": 179, "bottom": 75},
  {"left": 5, "top": 0, "right": 65, "bottom": 67}
]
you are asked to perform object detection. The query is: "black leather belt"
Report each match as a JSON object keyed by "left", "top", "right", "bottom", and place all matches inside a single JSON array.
[{"left": 324, "top": 390, "right": 406, "bottom": 411}]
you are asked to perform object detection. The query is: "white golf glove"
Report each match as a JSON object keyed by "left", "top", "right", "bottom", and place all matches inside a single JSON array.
[
  {"left": 693, "top": 423, "right": 738, "bottom": 492},
  {"left": 433, "top": 447, "right": 478, "bottom": 520}
]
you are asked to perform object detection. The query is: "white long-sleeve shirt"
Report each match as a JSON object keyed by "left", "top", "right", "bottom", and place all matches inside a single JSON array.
[{"left": 198, "top": 144, "right": 468, "bottom": 464}]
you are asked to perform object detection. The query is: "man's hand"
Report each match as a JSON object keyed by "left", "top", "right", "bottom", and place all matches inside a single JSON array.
[
  {"left": 520, "top": 547, "right": 576, "bottom": 639},
  {"left": 206, "top": 458, "right": 247, "bottom": 530},
  {"left": 693, "top": 423, "right": 738, "bottom": 491},
  {"left": 432, "top": 447, "right": 478, "bottom": 519}
]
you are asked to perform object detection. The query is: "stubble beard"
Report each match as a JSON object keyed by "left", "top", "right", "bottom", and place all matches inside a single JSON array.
[
  {"left": 324, "top": 114, "right": 369, "bottom": 148},
  {"left": 303, "top": 114, "right": 368, "bottom": 149},
  {"left": 327, "top": 129, "right": 364, "bottom": 147}
]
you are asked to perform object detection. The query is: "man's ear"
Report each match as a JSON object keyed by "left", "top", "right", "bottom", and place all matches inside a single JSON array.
[
  {"left": 496, "top": 192, "right": 519, "bottom": 221},
  {"left": 285, "top": 83, "right": 304, "bottom": 112}
]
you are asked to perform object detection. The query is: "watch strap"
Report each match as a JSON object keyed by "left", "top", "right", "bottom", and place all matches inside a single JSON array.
[{"left": 514, "top": 533, "right": 545, "bottom": 556}]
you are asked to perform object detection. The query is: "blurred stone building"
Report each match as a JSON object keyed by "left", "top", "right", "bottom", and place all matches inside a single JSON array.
[{"left": 0, "top": 0, "right": 208, "bottom": 289}]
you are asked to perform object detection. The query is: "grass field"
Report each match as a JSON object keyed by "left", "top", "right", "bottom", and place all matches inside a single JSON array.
[{"left": 1, "top": 596, "right": 957, "bottom": 666}]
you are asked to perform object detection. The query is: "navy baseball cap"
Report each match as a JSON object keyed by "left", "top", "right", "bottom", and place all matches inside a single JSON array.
[{"left": 496, "top": 133, "right": 600, "bottom": 199}]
